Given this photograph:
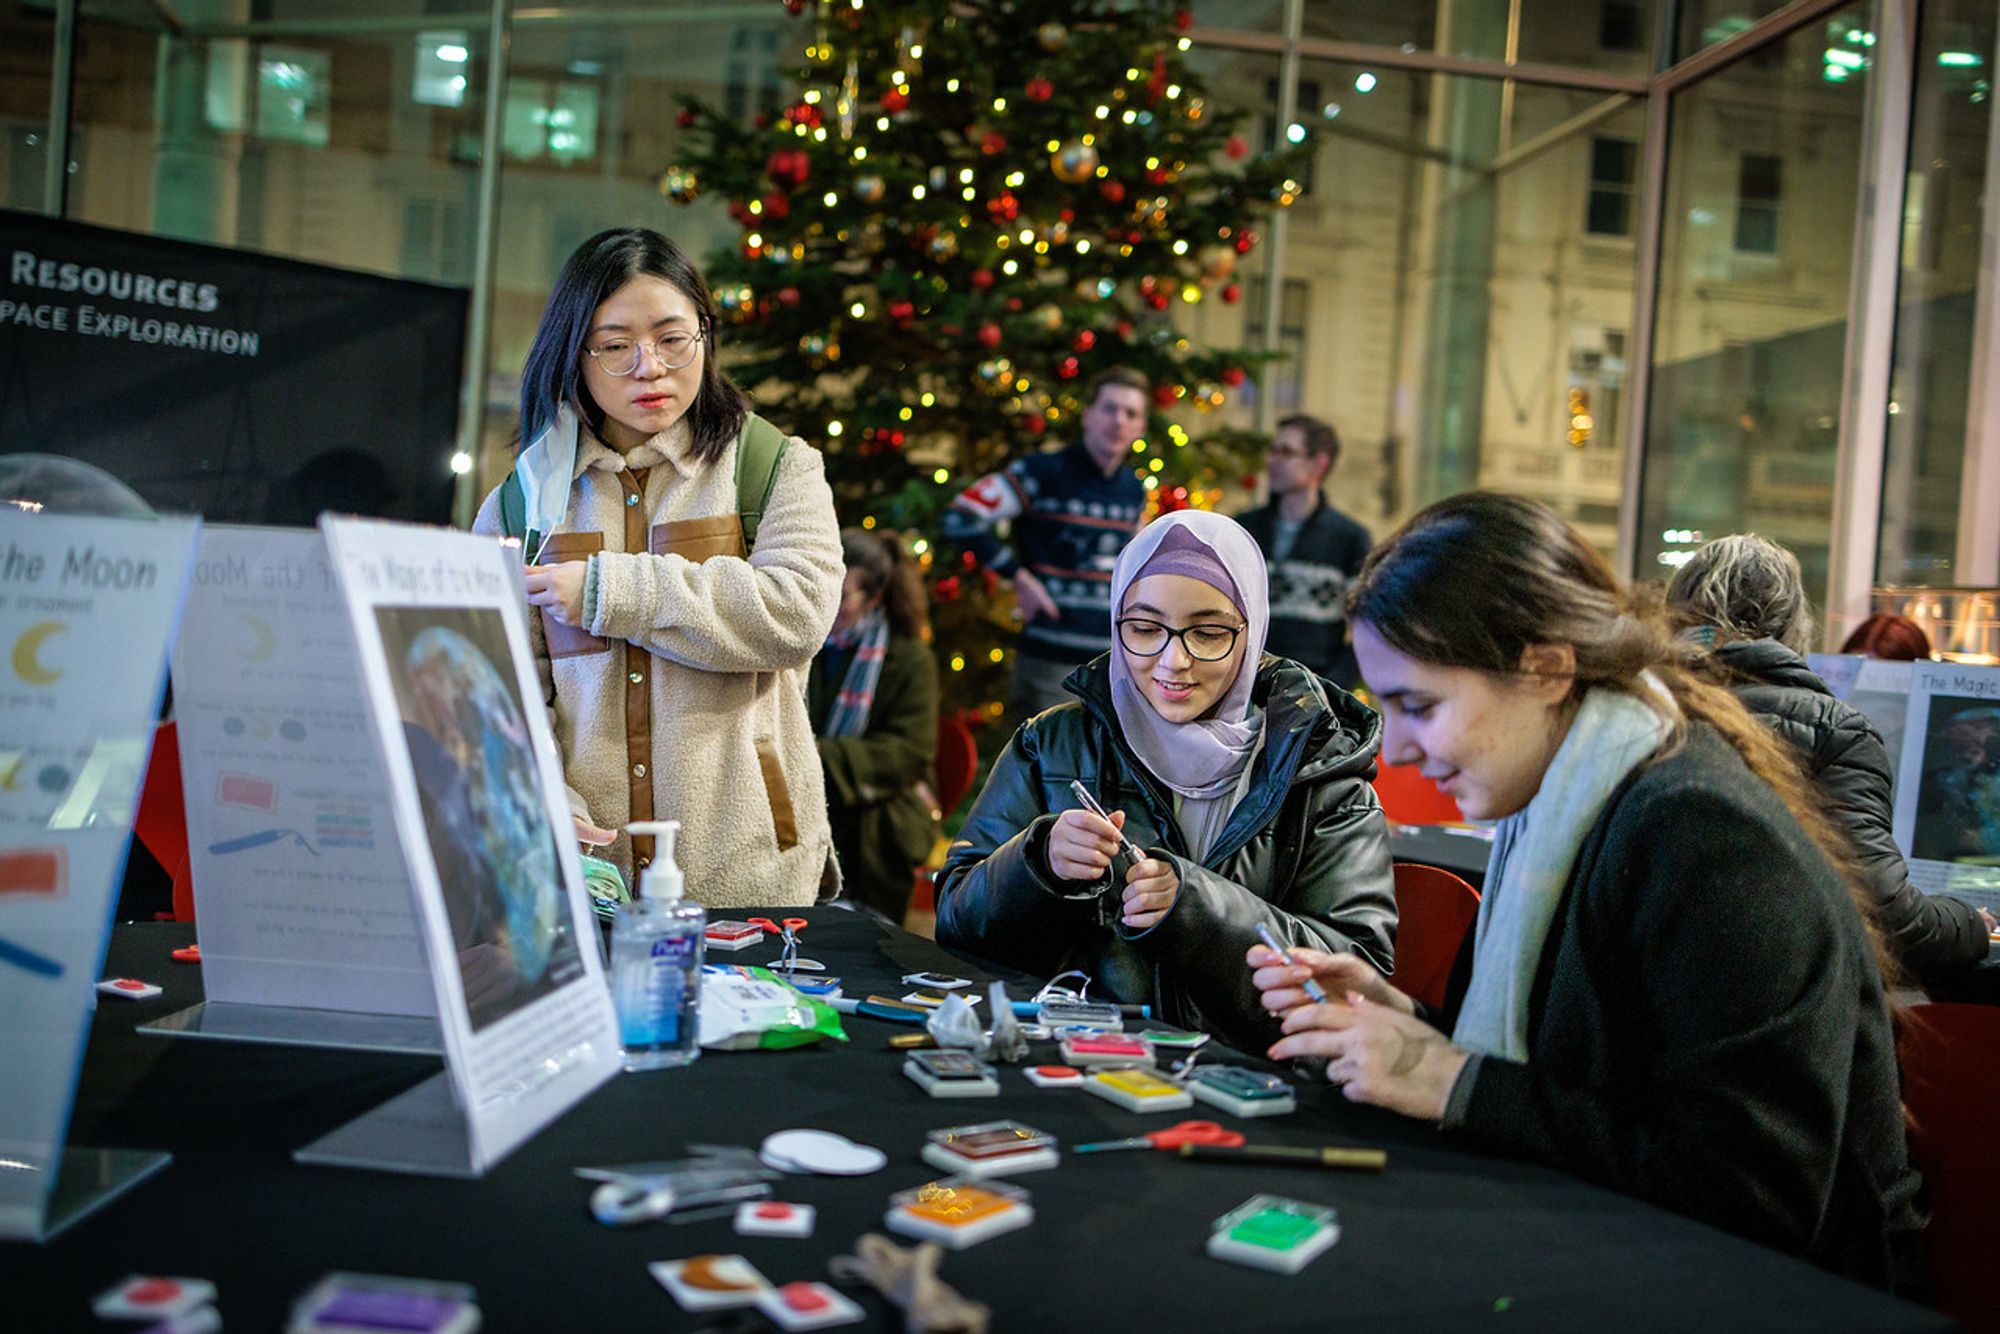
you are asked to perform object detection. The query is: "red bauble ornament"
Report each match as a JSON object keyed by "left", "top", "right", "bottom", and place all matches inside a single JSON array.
[
  {"left": 785, "top": 100, "right": 821, "bottom": 129},
  {"left": 985, "top": 191, "right": 1020, "bottom": 224},
  {"left": 1152, "top": 384, "right": 1178, "bottom": 408},
  {"left": 1175, "top": 8, "right": 1192, "bottom": 29},
  {"left": 1073, "top": 329, "right": 1096, "bottom": 352},
  {"left": 676, "top": 107, "right": 697, "bottom": 128},
  {"left": 1099, "top": 180, "right": 1126, "bottom": 203},
  {"left": 1005, "top": 297, "right": 1023, "bottom": 312},
  {"left": 760, "top": 192, "right": 791, "bottom": 222},
  {"left": 1240, "top": 474, "right": 1259, "bottom": 490},
  {"left": 777, "top": 285, "right": 800, "bottom": 306},
  {"left": 935, "top": 575, "right": 961, "bottom": 601},
  {"left": 1021, "top": 414, "right": 1047, "bottom": 436},
  {"left": 1058, "top": 356, "right": 1080, "bottom": 379},
  {"left": 1221, "top": 283, "right": 1241, "bottom": 304},
  {"left": 1146, "top": 167, "right": 1171, "bottom": 187},
  {"left": 728, "top": 199, "right": 755, "bottom": 227},
  {"left": 1115, "top": 320, "right": 1135, "bottom": 338},
  {"left": 1226, "top": 135, "right": 1249, "bottom": 160},
  {"left": 977, "top": 322, "right": 1002, "bottom": 349},
  {"left": 1234, "top": 229, "right": 1257, "bottom": 255},
  {"left": 982, "top": 568, "right": 1000, "bottom": 594},
  {"left": 981, "top": 130, "right": 1008, "bottom": 155},
  {"left": 1139, "top": 276, "right": 1158, "bottom": 297},
  {"left": 970, "top": 268, "right": 996, "bottom": 291},
  {"left": 783, "top": 0, "right": 805, "bottom": 13},
  {"left": 765, "top": 148, "right": 810, "bottom": 190},
  {"left": 1147, "top": 53, "right": 1169, "bottom": 105},
  {"left": 1147, "top": 292, "right": 1170, "bottom": 310},
  {"left": 1058, "top": 207, "right": 1076, "bottom": 224},
  {"left": 1025, "top": 76, "right": 1054, "bottom": 103},
  {"left": 882, "top": 87, "right": 909, "bottom": 114},
  {"left": 888, "top": 299, "right": 916, "bottom": 323},
  {"left": 1221, "top": 366, "right": 1246, "bottom": 387},
  {"left": 754, "top": 113, "right": 770, "bottom": 130}
]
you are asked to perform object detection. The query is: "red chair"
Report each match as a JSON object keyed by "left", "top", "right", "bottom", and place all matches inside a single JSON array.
[
  {"left": 131, "top": 721, "right": 194, "bottom": 922},
  {"left": 1389, "top": 861, "right": 1479, "bottom": 1012},
  {"left": 1372, "top": 760, "right": 1463, "bottom": 825},
  {"left": 933, "top": 713, "right": 979, "bottom": 820},
  {"left": 1898, "top": 1002, "right": 2000, "bottom": 1331},
  {"left": 908, "top": 715, "right": 979, "bottom": 920}
]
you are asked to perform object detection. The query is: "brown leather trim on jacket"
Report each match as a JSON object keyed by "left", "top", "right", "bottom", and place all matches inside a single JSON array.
[
  {"left": 620, "top": 468, "right": 655, "bottom": 869},
  {"left": 756, "top": 737, "right": 800, "bottom": 852},
  {"left": 538, "top": 532, "right": 608, "bottom": 659}
]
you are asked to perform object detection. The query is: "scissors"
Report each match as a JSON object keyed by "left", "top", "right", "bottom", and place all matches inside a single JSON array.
[
  {"left": 1072, "top": 1120, "right": 1246, "bottom": 1154},
  {"left": 746, "top": 917, "right": 824, "bottom": 973}
]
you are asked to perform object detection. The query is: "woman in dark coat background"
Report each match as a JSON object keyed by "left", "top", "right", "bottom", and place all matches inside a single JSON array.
[
  {"left": 1252, "top": 494, "right": 1922, "bottom": 1290},
  {"left": 1666, "top": 532, "right": 1991, "bottom": 989},
  {"left": 808, "top": 528, "right": 939, "bottom": 924},
  {"left": 935, "top": 510, "right": 1396, "bottom": 1055}
]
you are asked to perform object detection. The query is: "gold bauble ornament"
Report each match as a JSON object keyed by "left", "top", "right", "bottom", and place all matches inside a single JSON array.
[
  {"left": 659, "top": 166, "right": 699, "bottom": 203},
  {"left": 1037, "top": 21, "right": 1068, "bottom": 52},
  {"left": 1198, "top": 245, "right": 1237, "bottom": 282},
  {"left": 928, "top": 230, "right": 959, "bottom": 259},
  {"left": 854, "top": 173, "right": 886, "bottom": 204},
  {"left": 1033, "top": 303, "right": 1063, "bottom": 331},
  {"left": 1050, "top": 140, "right": 1099, "bottom": 185}
]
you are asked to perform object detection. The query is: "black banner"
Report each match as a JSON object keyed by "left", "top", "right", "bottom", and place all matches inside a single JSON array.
[{"left": 0, "top": 208, "right": 467, "bottom": 524}]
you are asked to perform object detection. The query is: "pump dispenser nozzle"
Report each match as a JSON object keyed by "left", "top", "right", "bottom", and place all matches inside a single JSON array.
[{"left": 624, "top": 820, "right": 683, "bottom": 901}]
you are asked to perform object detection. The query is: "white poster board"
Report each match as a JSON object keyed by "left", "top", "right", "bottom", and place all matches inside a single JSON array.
[
  {"left": 301, "top": 517, "right": 619, "bottom": 1175},
  {"left": 0, "top": 509, "right": 198, "bottom": 1239},
  {"left": 1805, "top": 652, "right": 1865, "bottom": 702},
  {"left": 1893, "top": 661, "right": 2000, "bottom": 917},
  {"left": 163, "top": 526, "right": 433, "bottom": 1033}
]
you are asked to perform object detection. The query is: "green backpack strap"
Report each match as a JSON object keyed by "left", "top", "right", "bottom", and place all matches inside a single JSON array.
[
  {"left": 498, "top": 468, "right": 528, "bottom": 543},
  {"left": 733, "top": 413, "right": 790, "bottom": 553}
]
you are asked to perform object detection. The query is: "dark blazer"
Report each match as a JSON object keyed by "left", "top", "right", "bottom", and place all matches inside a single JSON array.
[
  {"left": 1436, "top": 724, "right": 1924, "bottom": 1288},
  {"left": 1715, "top": 637, "right": 1987, "bottom": 986},
  {"left": 808, "top": 631, "right": 939, "bottom": 921},
  {"left": 935, "top": 655, "right": 1397, "bottom": 1055}
]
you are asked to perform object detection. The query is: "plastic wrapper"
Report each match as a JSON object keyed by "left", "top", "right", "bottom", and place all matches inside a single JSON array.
[{"left": 698, "top": 965, "right": 847, "bottom": 1050}]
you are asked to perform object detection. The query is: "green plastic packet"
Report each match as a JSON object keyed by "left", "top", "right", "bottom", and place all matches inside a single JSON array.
[{"left": 699, "top": 964, "right": 848, "bottom": 1051}]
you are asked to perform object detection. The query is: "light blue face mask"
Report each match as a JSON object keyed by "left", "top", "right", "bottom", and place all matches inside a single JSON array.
[{"left": 515, "top": 402, "right": 578, "bottom": 564}]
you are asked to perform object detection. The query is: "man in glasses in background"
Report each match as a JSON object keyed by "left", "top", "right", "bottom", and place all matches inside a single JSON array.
[{"left": 1233, "top": 414, "right": 1371, "bottom": 689}]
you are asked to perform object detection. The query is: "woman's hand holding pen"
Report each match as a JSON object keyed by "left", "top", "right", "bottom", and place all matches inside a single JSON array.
[
  {"left": 1048, "top": 807, "right": 1126, "bottom": 883},
  {"left": 524, "top": 561, "right": 588, "bottom": 626},
  {"left": 1120, "top": 856, "right": 1179, "bottom": 931},
  {"left": 1247, "top": 944, "right": 1413, "bottom": 1017}
]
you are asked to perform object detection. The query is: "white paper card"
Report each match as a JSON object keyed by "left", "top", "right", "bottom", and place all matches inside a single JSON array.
[
  {"left": 1893, "top": 661, "right": 2000, "bottom": 915},
  {"left": 1806, "top": 652, "right": 1865, "bottom": 702},
  {"left": 171, "top": 526, "right": 433, "bottom": 1015},
  {"left": 0, "top": 510, "right": 198, "bottom": 1236},
  {"left": 320, "top": 517, "right": 619, "bottom": 1171}
]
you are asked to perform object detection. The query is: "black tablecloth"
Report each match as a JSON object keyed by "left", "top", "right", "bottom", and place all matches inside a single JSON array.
[{"left": 5, "top": 915, "right": 1951, "bottom": 1332}]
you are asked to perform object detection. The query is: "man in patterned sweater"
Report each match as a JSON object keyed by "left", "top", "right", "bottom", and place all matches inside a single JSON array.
[
  {"left": 1233, "top": 414, "right": 1373, "bottom": 688},
  {"left": 942, "top": 367, "right": 1149, "bottom": 725}
]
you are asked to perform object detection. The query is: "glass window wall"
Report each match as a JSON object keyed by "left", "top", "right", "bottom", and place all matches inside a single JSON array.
[
  {"left": 1878, "top": 0, "right": 1997, "bottom": 586},
  {"left": 0, "top": 4, "right": 57, "bottom": 212},
  {"left": 1638, "top": 4, "right": 1871, "bottom": 601}
]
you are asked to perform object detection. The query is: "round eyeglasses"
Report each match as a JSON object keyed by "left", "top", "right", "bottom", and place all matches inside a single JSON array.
[
  {"left": 585, "top": 329, "right": 706, "bottom": 377},
  {"left": 1116, "top": 617, "right": 1243, "bottom": 662}
]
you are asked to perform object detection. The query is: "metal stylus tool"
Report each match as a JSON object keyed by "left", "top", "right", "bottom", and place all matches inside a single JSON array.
[{"left": 1066, "top": 779, "right": 1145, "bottom": 875}]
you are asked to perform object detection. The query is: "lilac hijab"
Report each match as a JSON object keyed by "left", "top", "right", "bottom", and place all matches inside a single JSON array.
[{"left": 1109, "top": 511, "right": 1269, "bottom": 853}]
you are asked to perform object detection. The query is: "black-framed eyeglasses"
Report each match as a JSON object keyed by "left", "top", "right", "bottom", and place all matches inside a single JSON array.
[
  {"left": 1116, "top": 617, "right": 1243, "bottom": 662},
  {"left": 585, "top": 328, "right": 706, "bottom": 377}
]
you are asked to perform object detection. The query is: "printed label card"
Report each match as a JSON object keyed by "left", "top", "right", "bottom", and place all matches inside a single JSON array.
[
  {"left": 1894, "top": 661, "right": 2000, "bottom": 916},
  {"left": 306, "top": 517, "right": 618, "bottom": 1175},
  {"left": 0, "top": 507, "right": 198, "bottom": 1238}
]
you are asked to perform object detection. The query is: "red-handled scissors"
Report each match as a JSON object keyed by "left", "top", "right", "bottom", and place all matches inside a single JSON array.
[
  {"left": 746, "top": 917, "right": 807, "bottom": 937},
  {"left": 1073, "top": 1120, "right": 1246, "bottom": 1154}
]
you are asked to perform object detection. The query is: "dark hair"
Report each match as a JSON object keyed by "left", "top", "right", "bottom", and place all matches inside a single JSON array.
[
  {"left": 1664, "top": 533, "right": 1813, "bottom": 656},
  {"left": 518, "top": 227, "right": 748, "bottom": 464},
  {"left": 1083, "top": 365, "right": 1150, "bottom": 406},
  {"left": 1347, "top": 491, "right": 1898, "bottom": 987},
  {"left": 1841, "top": 613, "right": 1931, "bottom": 662},
  {"left": 841, "top": 527, "right": 930, "bottom": 640},
  {"left": 1276, "top": 413, "right": 1341, "bottom": 469}
]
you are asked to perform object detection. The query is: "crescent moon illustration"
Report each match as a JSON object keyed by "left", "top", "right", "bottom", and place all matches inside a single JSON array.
[
  {"left": 239, "top": 614, "right": 277, "bottom": 663},
  {"left": 11, "top": 621, "right": 65, "bottom": 685}
]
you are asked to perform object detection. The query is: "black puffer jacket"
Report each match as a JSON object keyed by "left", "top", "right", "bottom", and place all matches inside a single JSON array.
[
  {"left": 934, "top": 655, "right": 1397, "bottom": 1053},
  {"left": 1716, "top": 638, "right": 1987, "bottom": 985}
]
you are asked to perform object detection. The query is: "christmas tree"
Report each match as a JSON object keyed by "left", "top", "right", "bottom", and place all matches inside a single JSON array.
[{"left": 663, "top": 0, "right": 1309, "bottom": 722}]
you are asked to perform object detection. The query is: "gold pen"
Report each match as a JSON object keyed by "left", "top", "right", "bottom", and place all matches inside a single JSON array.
[{"left": 1176, "top": 1142, "right": 1387, "bottom": 1171}]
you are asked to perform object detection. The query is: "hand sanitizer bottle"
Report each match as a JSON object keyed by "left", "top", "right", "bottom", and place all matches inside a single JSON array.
[{"left": 610, "top": 820, "right": 704, "bottom": 1070}]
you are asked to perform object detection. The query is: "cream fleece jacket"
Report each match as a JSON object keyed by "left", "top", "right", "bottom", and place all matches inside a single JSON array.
[{"left": 473, "top": 416, "right": 843, "bottom": 908}]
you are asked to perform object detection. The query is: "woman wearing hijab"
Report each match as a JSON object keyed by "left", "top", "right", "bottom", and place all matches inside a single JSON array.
[{"left": 934, "top": 510, "right": 1396, "bottom": 1053}]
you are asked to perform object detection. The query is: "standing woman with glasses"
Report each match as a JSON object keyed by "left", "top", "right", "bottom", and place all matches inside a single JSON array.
[
  {"left": 934, "top": 510, "right": 1396, "bottom": 1053},
  {"left": 473, "top": 227, "right": 842, "bottom": 907}
]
